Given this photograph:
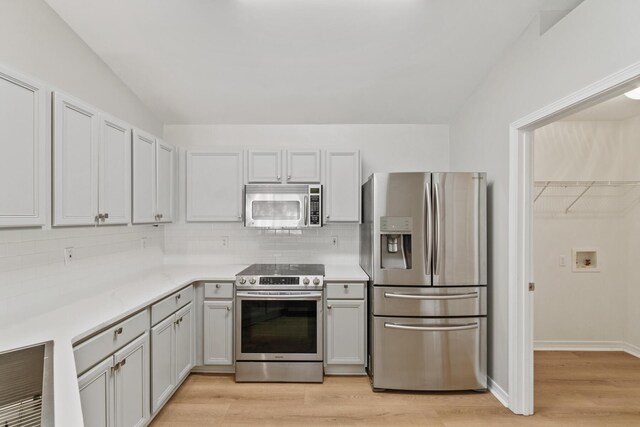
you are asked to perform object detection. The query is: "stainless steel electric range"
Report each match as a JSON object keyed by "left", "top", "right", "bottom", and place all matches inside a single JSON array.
[{"left": 235, "top": 264, "right": 325, "bottom": 383}]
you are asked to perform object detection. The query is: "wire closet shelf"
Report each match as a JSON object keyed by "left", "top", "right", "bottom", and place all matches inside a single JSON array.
[{"left": 534, "top": 181, "right": 640, "bottom": 216}]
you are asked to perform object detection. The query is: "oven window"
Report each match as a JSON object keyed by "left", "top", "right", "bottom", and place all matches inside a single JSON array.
[
  {"left": 251, "top": 201, "right": 300, "bottom": 220},
  {"left": 241, "top": 300, "right": 317, "bottom": 354}
]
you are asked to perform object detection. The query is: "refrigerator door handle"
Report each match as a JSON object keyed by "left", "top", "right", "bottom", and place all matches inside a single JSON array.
[
  {"left": 433, "top": 182, "right": 441, "bottom": 277},
  {"left": 384, "top": 322, "right": 479, "bottom": 332},
  {"left": 425, "top": 177, "right": 433, "bottom": 278},
  {"left": 383, "top": 292, "right": 478, "bottom": 300}
]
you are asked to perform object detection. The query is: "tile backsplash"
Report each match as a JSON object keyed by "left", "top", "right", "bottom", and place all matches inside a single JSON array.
[
  {"left": 164, "top": 223, "right": 360, "bottom": 265},
  {"left": 0, "top": 225, "right": 164, "bottom": 318}
]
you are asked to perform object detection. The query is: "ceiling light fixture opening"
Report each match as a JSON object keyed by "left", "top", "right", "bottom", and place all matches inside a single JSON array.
[{"left": 624, "top": 87, "right": 640, "bottom": 100}]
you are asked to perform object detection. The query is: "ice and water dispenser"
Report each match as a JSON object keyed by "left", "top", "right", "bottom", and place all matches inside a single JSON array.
[{"left": 380, "top": 216, "right": 412, "bottom": 269}]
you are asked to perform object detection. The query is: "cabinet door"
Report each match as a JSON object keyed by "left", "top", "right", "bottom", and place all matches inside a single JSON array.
[
  {"left": 203, "top": 301, "right": 233, "bottom": 365},
  {"left": 247, "top": 150, "right": 282, "bottom": 183},
  {"left": 132, "top": 130, "right": 156, "bottom": 224},
  {"left": 0, "top": 68, "right": 46, "bottom": 227},
  {"left": 325, "top": 150, "right": 361, "bottom": 223},
  {"left": 175, "top": 303, "right": 195, "bottom": 382},
  {"left": 114, "top": 334, "right": 149, "bottom": 427},
  {"left": 326, "top": 299, "right": 365, "bottom": 365},
  {"left": 99, "top": 115, "right": 130, "bottom": 225},
  {"left": 150, "top": 315, "right": 175, "bottom": 414},
  {"left": 186, "top": 151, "right": 244, "bottom": 222},
  {"left": 53, "top": 92, "right": 99, "bottom": 226},
  {"left": 287, "top": 150, "right": 321, "bottom": 183},
  {"left": 155, "top": 140, "right": 174, "bottom": 223},
  {"left": 78, "top": 356, "right": 114, "bottom": 427}
]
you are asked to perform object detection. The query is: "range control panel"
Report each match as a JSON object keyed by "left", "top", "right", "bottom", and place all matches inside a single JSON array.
[{"left": 309, "top": 185, "right": 322, "bottom": 226}]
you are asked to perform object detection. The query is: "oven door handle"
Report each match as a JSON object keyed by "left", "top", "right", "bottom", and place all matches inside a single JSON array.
[{"left": 236, "top": 292, "right": 323, "bottom": 300}]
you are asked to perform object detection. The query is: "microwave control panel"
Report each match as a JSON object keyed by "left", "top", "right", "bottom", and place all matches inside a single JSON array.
[{"left": 309, "top": 185, "right": 322, "bottom": 227}]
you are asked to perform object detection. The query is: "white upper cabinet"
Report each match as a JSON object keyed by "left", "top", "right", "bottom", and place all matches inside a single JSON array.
[
  {"left": 132, "top": 130, "right": 156, "bottom": 224},
  {"left": 155, "top": 140, "right": 175, "bottom": 223},
  {"left": 99, "top": 115, "right": 131, "bottom": 225},
  {"left": 132, "top": 132, "right": 175, "bottom": 224},
  {"left": 53, "top": 92, "right": 133, "bottom": 227},
  {"left": 324, "top": 150, "right": 361, "bottom": 223},
  {"left": 247, "top": 150, "right": 282, "bottom": 183},
  {"left": 247, "top": 149, "right": 321, "bottom": 184},
  {"left": 286, "top": 150, "right": 321, "bottom": 183},
  {"left": 186, "top": 150, "right": 244, "bottom": 222},
  {"left": 53, "top": 92, "right": 100, "bottom": 226},
  {"left": 0, "top": 68, "right": 46, "bottom": 227}
]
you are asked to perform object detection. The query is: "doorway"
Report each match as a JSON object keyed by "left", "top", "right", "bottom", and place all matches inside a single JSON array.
[
  {"left": 508, "top": 63, "right": 640, "bottom": 415},
  {"left": 532, "top": 94, "right": 640, "bottom": 415}
]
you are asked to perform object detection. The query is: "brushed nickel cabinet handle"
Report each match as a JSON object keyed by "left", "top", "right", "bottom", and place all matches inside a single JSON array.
[
  {"left": 327, "top": 305, "right": 333, "bottom": 309},
  {"left": 216, "top": 284, "right": 221, "bottom": 289},
  {"left": 114, "top": 327, "right": 123, "bottom": 336},
  {"left": 226, "top": 306, "right": 231, "bottom": 311}
]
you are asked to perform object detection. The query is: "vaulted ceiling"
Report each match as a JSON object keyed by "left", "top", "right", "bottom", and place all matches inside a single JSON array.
[{"left": 44, "top": 0, "right": 579, "bottom": 125}]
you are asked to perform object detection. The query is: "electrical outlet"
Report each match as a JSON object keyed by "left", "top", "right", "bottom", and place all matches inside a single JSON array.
[
  {"left": 221, "top": 236, "right": 229, "bottom": 248},
  {"left": 331, "top": 236, "right": 339, "bottom": 248},
  {"left": 141, "top": 238, "right": 147, "bottom": 249},
  {"left": 64, "top": 247, "right": 74, "bottom": 265}
]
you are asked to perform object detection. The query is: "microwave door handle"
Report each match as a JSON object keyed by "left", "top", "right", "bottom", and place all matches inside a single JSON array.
[{"left": 304, "top": 195, "right": 308, "bottom": 226}]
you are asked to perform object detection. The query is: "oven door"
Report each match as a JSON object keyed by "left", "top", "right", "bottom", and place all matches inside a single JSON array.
[
  {"left": 245, "top": 186, "right": 308, "bottom": 228},
  {"left": 235, "top": 291, "right": 323, "bottom": 361}
]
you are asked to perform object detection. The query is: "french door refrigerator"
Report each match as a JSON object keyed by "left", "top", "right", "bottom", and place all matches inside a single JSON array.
[{"left": 360, "top": 172, "right": 487, "bottom": 391}]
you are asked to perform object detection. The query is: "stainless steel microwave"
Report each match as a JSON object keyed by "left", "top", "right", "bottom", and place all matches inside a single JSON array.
[{"left": 244, "top": 184, "right": 322, "bottom": 228}]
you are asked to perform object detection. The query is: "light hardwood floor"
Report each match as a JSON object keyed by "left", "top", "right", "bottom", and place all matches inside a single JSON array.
[{"left": 151, "top": 351, "right": 640, "bottom": 426}]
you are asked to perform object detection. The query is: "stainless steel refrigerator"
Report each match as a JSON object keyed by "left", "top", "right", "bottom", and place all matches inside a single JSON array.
[{"left": 360, "top": 172, "right": 487, "bottom": 391}]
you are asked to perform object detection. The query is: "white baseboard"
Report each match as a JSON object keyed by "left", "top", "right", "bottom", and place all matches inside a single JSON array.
[
  {"left": 534, "top": 340, "right": 640, "bottom": 358},
  {"left": 621, "top": 342, "right": 640, "bottom": 358},
  {"left": 487, "top": 377, "right": 508, "bottom": 408}
]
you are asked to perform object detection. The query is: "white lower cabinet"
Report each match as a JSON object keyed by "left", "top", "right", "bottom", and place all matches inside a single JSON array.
[
  {"left": 203, "top": 300, "right": 234, "bottom": 365},
  {"left": 151, "top": 302, "right": 194, "bottom": 414},
  {"left": 78, "top": 334, "right": 149, "bottom": 427},
  {"left": 150, "top": 315, "right": 175, "bottom": 413},
  {"left": 78, "top": 357, "right": 114, "bottom": 427},
  {"left": 325, "top": 282, "right": 367, "bottom": 374},
  {"left": 114, "top": 335, "right": 150, "bottom": 427},
  {"left": 326, "top": 299, "right": 366, "bottom": 365},
  {"left": 175, "top": 304, "right": 195, "bottom": 381}
]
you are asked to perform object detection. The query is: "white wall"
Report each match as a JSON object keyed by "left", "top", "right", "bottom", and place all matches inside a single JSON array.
[
  {"left": 0, "top": 0, "right": 162, "bottom": 135},
  {"left": 449, "top": 0, "right": 640, "bottom": 392},
  {"left": 533, "top": 217, "right": 626, "bottom": 343},
  {"left": 163, "top": 124, "right": 449, "bottom": 264},
  {"left": 0, "top": 0, "right": 166, "bottom": 321}
]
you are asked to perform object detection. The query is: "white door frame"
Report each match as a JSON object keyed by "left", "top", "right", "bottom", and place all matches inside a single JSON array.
[{"left": 507, "top": 61, "right": 640, "bottom": 415}]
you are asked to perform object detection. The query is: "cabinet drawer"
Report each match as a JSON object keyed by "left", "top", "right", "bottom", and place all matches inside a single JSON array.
[
  {"left": 151, "top": 285, "right": 194, "bottom": 325},
  {"left": 326, "top": 283, "right": 365, "bottom": 299},
  {"left": 74, "top": 310, "right": 149, "bottom": 375},
  {"left": 204, "top": 282, "right": 234, "bottom": 299}
]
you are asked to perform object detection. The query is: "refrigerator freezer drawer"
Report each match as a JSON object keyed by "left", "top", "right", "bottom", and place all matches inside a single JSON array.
[
  {"left": 371, "top": 316, "right": 486, "bottom": 391},
  {"left": 372, "top": 285, "right": 486, "bottom": 317}
]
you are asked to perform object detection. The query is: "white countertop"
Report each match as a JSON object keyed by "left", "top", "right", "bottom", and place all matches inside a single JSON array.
[{"left": 0, "top": 262, "right": 368, "bottom": 427}]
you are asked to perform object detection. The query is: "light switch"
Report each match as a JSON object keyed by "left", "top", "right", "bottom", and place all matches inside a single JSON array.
[{"left": 559, "top": 255, "right": 566, "bottom": 267}]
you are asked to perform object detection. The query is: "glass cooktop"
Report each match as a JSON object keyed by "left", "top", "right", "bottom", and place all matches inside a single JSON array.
[{"left": 237, "top": 264, "right": 325, "bottom": 276}]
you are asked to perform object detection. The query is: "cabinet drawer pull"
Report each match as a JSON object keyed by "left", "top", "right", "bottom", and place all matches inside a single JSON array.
[
  {"left": 114, "top": 327, "right": 123, "bottom": 336},
  {"left": 216, "top": 284, "right": 221, "bottom": 289},
  {"left": 176, "top": 294, "right": 181, "bottom": 301},
  {"left": 120, "top": 359, "right": 126, "bottom": 367},
  {"left": 226, "top": 306, "right": 231, "bottom": 311},
  {"left": 344, "top": 284, "right": 348, "bottom": 289},
  {"left": 327, "top": 305, "right": 332, "bottom": 310}
]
